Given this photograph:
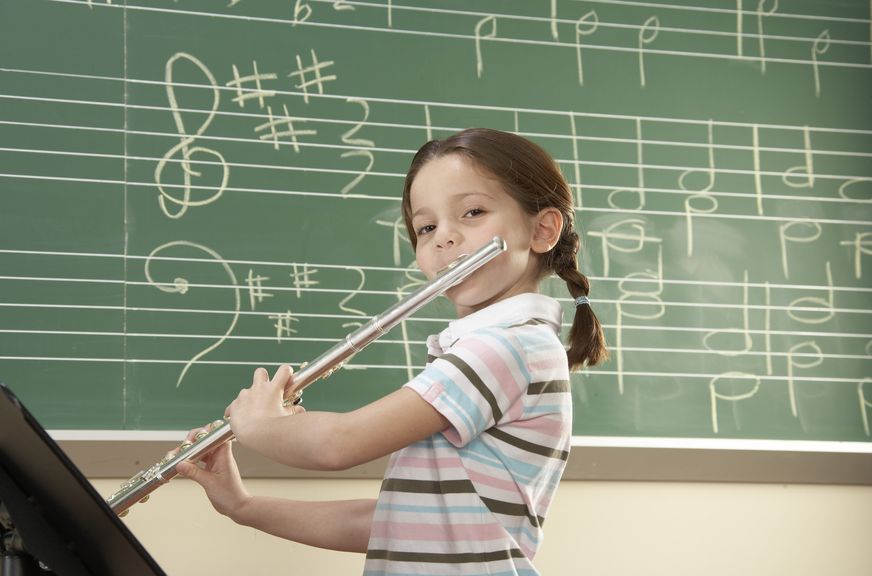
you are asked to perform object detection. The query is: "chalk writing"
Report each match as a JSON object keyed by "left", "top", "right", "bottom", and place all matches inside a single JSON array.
[
  {"left": 638, "top": 16, "right": 660, "bottom": 87},
  {"left": 575, "top": 11, "right": 599, "bottom": 86},
  {"left": 144, "top": 241, "right": 240, "bottom": 388},
  {"left": 154, "top": 53, "right": 229, "bottom": 219},
  {"left": 475, "top": 15, "right": 497, "bottom": 79},
  {"left": 288, "top": 49, "right": 337, "bottom": 104},
  {"left": 246, "top": 269, "right": 273, "bottom": 310},
  {"left": 226, "top": 61, "right": 276, "bottom": 109}
]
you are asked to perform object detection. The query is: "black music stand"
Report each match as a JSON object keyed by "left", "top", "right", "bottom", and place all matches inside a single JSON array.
[{"left": 0, "top": 382, "right": 166, "bottom": 576}]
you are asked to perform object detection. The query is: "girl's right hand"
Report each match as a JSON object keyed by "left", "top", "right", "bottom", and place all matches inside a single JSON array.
[{"left": 175, "top": 426, "right": 251, "bottom": 520}]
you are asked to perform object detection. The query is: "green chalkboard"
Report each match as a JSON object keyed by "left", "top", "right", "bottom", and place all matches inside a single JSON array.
[{"left": 1, "top": 0, "right": 870, "bottom": 443}]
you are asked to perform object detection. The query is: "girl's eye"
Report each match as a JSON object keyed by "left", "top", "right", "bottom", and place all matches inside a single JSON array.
[
  {"left": 417, "top": 224, "right": 435, "bottom": 236},
  {"left": 464, "top": 208, "right": 484, "bottom": 218}
]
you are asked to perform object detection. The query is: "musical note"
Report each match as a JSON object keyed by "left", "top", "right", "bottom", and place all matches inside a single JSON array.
[
  {"left": 787, "top": 261, "right": 835, "bottom": 324},
  {"left": 736, "top": 0, "right": 744, "bottom": 58},
  {"left": 838, "top": 177, "right": 872, "bottom": 202},
  {"left": 703, "top": 270, "right": 753, "bottom": 356},
  {"left": 575, "top": 10, "right": 599, "bottom": 85},
  {"left": 756, "top": 0, "right": 778, "bottom": 74},
  {"left": 638, "top": 16, "right": 660, "bottom": 87},
  {"left": 840, "top": 232, "right": 872, "bottom": 279},
  {"left": 376, "top": 216, "right": 410, "bottom": 267},
  {"left": 550, "top": 0, "right": 559, "bottom": 41},
  {"left": 811, "top": 29, "right": 831, "bottom": 97},
  {"left": 566, "top": 112, "right": 583, "bottom": 207},
  {"left": 782, "top": 126, "right": 815, "bottom": 189},
  {"left": 679, "top": 120, "right": 717, "bottom": 256},
  {"left": 144, "top": 241, "right": 240, "bottom": 388},
  {"left": 475, "top": 15, "right": 497, "bottom": 79},
  {"left": 684, "top": 195, "right": 718, "bottom": 257},
  {"left": 860, "top": 377, "right": 872, "bottom": 436},
  {"left": 608, "top": 118, "right": 645, "bottom": 210},
  {"left": 423, "top": 104, "right": 433, "bottom": 142},
  {"left": 786, "top": 341, "right": 823, "bottom": 418},
  {"left": 154, "top": 53, "right": 229, "bottom": 220},
  {"left": 752, "top": 125, "right": 764, "bottom": 215},
  {"left": 779, "top": 220, "right": 821, "bottom": 278},
  {"left": 587, "top": 217, "right": 662, "bottom": 278},
  {"left": 615, "top": 246, "right": 665, "bottom": 395},
  {"left": 333, "top": 0, "right": 354, "bottom": 11},
  {"left": 709, "top": 372, "right": 761, "bottom": 434}
]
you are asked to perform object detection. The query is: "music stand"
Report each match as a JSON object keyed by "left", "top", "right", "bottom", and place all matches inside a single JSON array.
[{"left": 0, "top": 382, "right": 166, "bottom": 576}]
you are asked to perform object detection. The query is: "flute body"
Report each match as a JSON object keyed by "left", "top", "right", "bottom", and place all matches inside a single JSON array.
[{"left": 108, "top": 236, "right": 507, "bottom": 516}]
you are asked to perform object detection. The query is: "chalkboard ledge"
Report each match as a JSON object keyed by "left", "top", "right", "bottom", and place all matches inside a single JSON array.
[{"left": 52, "top": 432, "right": 872, "bottom": 486}]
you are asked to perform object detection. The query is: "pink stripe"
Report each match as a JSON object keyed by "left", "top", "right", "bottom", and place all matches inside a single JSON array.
[
  {"left": 462, "top": 337, "right": 525, "bottom": 419},
  {"left": 370, "top": 521, "right": 507, "bottom": 541},
  {"left": 511, "top": 414, "right": 567, "bottom": 440},
  {"left": 391, "top": 454, "right": 463, "bottom": 470},
  {"left": 467, "top": 467, "right": 519, "bottom": 492}
]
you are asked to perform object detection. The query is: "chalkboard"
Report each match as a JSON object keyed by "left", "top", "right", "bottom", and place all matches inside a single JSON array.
[{"left": 1, "top": 0, "right": 870, "bottom": 444}]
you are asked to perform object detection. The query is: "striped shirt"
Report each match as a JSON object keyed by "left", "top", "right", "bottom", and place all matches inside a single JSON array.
[{"left": 364, "top": 293, "right": 572, "bottom": 576}]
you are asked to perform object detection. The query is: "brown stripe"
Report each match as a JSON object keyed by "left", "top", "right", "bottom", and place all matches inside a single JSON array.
[
  {"left": 527, "top": 379, "right": 570, "bottom": 394},
  {"left": 486, "top": 427, "right": 570, "bottom": 461},
  {"left": 366, "top": 547, "right": 526, "bottom": 564},
  {"left": 480, "top": 496, "right": 545, "bottom": 529},
  {"left": 440, "top": 353, "right": 503, "bottom": 422},
  {"left": 380, "top": 478, "right": 476, "bottom": 495}
]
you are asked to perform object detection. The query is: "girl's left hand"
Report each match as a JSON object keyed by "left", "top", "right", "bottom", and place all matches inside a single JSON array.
[{"left": 226, "top": 364, "right": 304, "bottom": 446}]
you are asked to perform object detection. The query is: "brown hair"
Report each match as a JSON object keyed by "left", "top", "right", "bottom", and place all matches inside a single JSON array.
[{"left": 401, "top": 128, "right": 608, "bottom": 371}]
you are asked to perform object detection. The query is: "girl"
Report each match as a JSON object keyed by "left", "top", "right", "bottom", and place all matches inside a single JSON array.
[{"left": 177, "top": 128, "right": 608, "bottom": 575}]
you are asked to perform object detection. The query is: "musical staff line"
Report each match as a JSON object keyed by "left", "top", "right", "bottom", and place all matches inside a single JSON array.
[
  {"left": 0, "top": 352, "right": 863, "bottom": 386},
  {"left": 48, "top": 0, "right": 872, "bottom": 70},
  {"left": 2, "top": 328, "right": 868, "bottom": 362},
  {"left": 4, "top": 69, "right": 872, "bottom": 137},
  {"left": 3, "top": 249, "right": 871, "bottom": 294},
  {"left": 3, "top": 143, "right": 870, "bottom": 202}
]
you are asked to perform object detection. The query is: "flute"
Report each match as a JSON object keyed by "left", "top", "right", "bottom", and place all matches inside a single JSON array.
[{"left": 107, "top": 236, "right": 507, "bottom": 516}]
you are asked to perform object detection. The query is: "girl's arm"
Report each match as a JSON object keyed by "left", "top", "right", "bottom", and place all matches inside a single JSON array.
[
  {"left": 227, "top": 364, "right": 450, "bottom": 471},
  {"left": 177, "top": 440, "right": 375, "bottom": 552}
]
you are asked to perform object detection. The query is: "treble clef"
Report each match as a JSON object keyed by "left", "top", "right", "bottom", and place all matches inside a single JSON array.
[{"left": 154, "top": 52, "right": 229, "bottom": 219}]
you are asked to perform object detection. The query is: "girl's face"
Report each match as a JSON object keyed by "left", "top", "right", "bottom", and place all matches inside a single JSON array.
[{"left": 409, "top": 154, "right": 546, "bottom": 318}]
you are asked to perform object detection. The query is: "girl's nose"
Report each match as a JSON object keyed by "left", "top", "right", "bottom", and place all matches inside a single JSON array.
[{"left": 435, "top": 226, "right": 459, "bottom": 249}]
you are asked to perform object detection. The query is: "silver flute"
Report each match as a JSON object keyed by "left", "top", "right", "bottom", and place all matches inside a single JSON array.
[{"left": 107, "top": 236, "right": 507, "bottom": 516}]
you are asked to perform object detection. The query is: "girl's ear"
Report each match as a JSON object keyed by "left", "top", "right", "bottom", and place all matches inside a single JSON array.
[{"left": 531, "top": 208, "right": 563, "bottom": 254}]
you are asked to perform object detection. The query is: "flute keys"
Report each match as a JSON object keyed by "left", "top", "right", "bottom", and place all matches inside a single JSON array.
[
  {"left": 194, "top": 429, "right": 209, "bottom": 441},
  {"left": 209, "top": 419, "right": 225, "bottom": 431}
]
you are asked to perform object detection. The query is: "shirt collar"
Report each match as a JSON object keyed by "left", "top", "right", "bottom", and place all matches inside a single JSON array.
[{"left": 434, "top": 293, "right": 563, "bottom": 352}]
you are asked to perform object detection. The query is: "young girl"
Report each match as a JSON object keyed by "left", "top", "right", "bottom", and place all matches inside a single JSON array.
[{"left": 177, "top": 128, "right": 608, "bottom": 575}]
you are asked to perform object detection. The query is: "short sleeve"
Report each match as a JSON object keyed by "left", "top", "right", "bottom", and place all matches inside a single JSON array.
[{"left": 404, "top": 328, "right": 531, "bottom": 447}]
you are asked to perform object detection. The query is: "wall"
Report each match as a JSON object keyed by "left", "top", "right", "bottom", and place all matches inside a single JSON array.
[{"left": 93, "top": 478, "right": 872, "bottom": 576}]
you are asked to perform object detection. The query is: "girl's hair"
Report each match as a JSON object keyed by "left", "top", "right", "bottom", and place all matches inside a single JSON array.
[{"left": 401, "top": 127, "right": 608, "bottom": 371}]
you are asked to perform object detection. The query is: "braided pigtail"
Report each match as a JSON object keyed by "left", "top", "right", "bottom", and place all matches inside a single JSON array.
[{"left": 545, "top": 226, "right": 609, "bottom": 371}]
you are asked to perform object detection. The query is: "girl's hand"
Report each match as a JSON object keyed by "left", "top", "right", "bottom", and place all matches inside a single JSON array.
[
  {"left": 225, "top": 364, "right": 305, "bottom": 449},
  {"left": 175, "top": 429, "right": 250, "bottom": 519}
]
